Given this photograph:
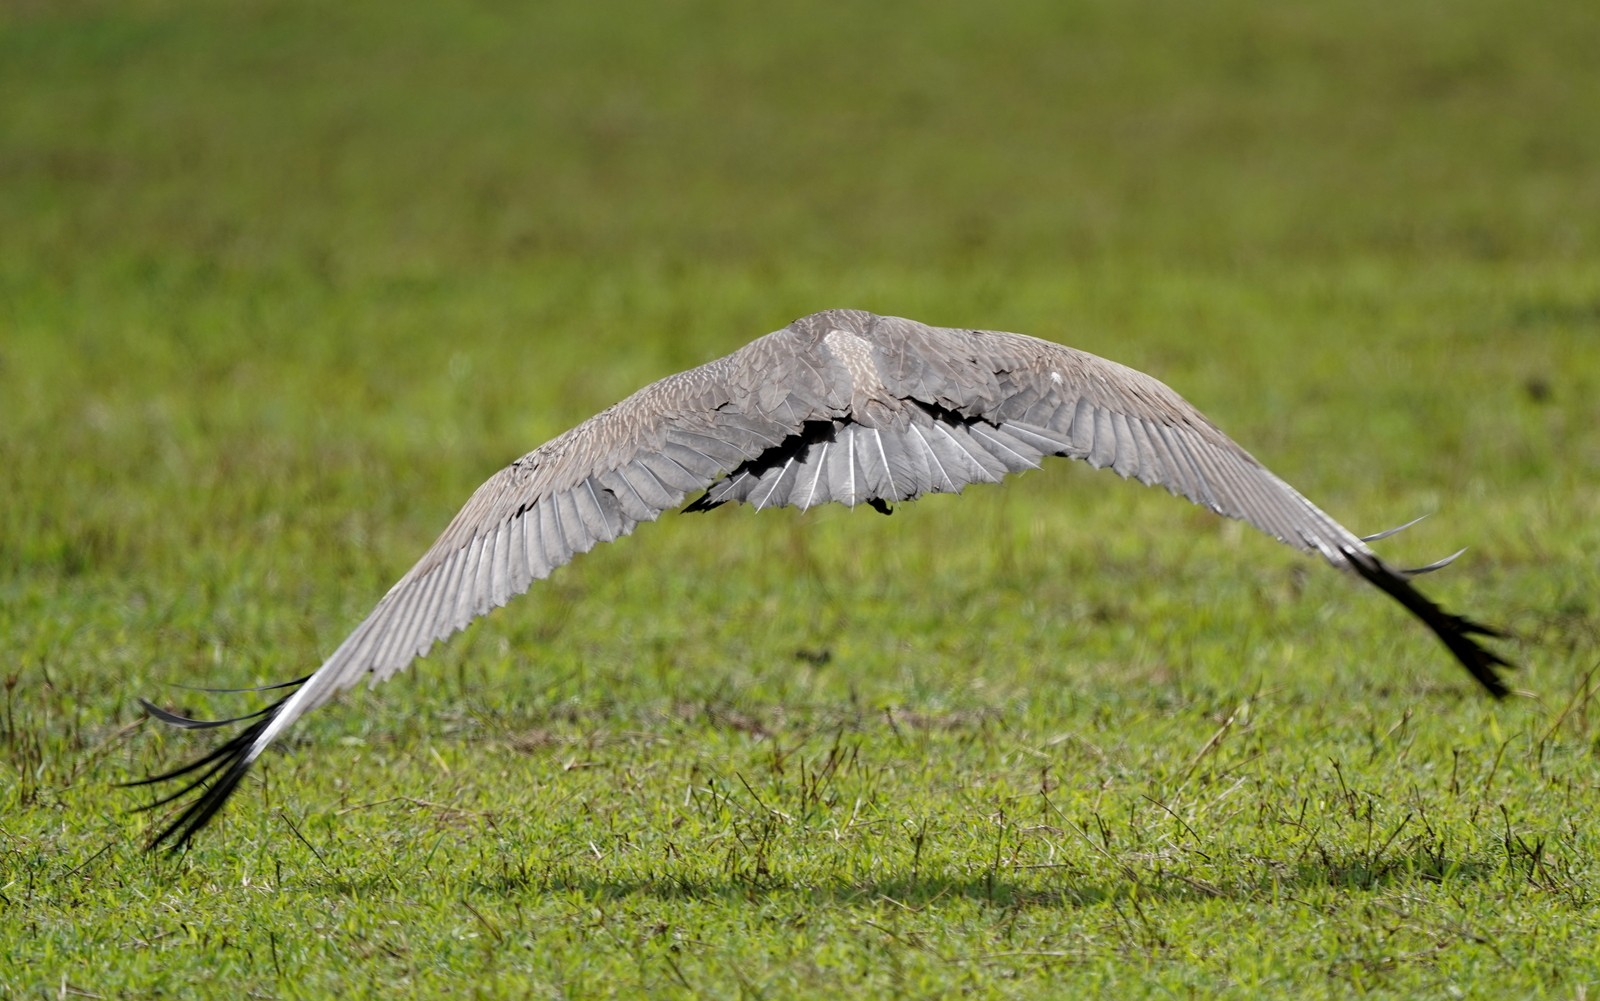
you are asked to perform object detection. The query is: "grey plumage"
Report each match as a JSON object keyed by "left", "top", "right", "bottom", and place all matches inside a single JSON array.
[{"left": 128, "top": 308, "right": 1513, "bottom": 848}]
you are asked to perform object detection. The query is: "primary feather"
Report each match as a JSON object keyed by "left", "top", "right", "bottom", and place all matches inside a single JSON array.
[{"left": 127, "top": 309, "right": 1513, "bottom": 849}]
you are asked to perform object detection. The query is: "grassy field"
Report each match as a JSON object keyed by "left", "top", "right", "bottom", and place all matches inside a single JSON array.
[{"left": 4, "top": 0, "right": 1600, "bottom": 996}]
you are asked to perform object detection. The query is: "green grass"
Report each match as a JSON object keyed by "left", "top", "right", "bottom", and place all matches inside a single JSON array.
[{"left": 4, "top": 0, "right": 1600, "bottom": 996}]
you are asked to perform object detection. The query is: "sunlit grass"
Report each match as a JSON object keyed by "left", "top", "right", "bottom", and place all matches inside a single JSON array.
[{"left": 3, "top": 0, "right": 1599, "bottom": 997}]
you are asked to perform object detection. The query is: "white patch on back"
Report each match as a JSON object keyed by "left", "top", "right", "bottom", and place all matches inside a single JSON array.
[{"left": 823, "top": 328, "right": 883, "bottom": 396}]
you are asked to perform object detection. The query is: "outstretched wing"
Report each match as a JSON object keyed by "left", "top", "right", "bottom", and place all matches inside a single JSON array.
[
  {"left": 689, "top": 313, "right": 1511, "bottom": 695},
  {"left": 127, "top": 324, "right": 848, "bottom": 848}
]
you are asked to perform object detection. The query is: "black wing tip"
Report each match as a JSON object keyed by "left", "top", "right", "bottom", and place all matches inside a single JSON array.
[
  {"left": 1341, "top": 549, "right": 1516, "bottom": 699},
  {"left": 125, "top": 682, "right": 304, "bottom": 851},
  {"left": 683, "top": 491, "right": 725, "bottom": 513},
  {"left": 171, "top": 672, "right": 315, "bottom": 695},
  {"left": 135, "top": 697, "right": 276, "bottom": 731},
  {"left": 140, "top": 726, "right": 265, "bottom": 852}
]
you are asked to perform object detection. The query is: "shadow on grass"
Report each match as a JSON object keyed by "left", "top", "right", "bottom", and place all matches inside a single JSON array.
[
  {"left": 547, "top": 848, "right": 1492, "bottom": 908},
  {"left": 1287, "top": 845, "right": 1494, "bottom": 892},
  {"left": 288, "top": 844, "right": 1496, "bottom": 908}
]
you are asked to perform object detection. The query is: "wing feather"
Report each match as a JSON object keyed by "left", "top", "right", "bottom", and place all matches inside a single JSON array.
[
  {"left": 534, "top": 500, "right": 566, "bottom": 575},
  {"left": 896, "top": 423, "right": 938, "bottom": 496},
  {"left": 396, "top": 553, "right": 450, "bottom": 662},
  {"left": 944, "top": 421, "right": 1010, "bottom": 482},
  {"left": 858, "top": 429, "right": 896, "bottom": 500},
  {"left": 623, "top": 458, "right": 681, "bottom": 510},
  {"left": 598, "top": 466, "right": 656, "bottom": 523},
  {"left": 370, "top": 565, "right": 429, "bottom": 673},
  {"left": 489, "top": 519, "right": 514, "bottom": 606},
  {"left": 800, "top": 442, "right": 831, "bottom": 509},
  {"left": 521, "top": 505, "right": 553, "bottom": 579},
  {"left": 637, "top": 451, "right": 702, "bottom": 493},
  {"left": 907, "top": 425, "right": 952, "bottom": 491},
  {"left": 504, "top": 508, "right": 531, "bottom": 593},
  {"left": 752, "top": 458, "right": 797, "bottom": 511},
  {"left": 547, "top": 490, "right": 578, "bottom": 556},
  {"left": 969, "top": 424, "right": 1042, "bottom": 473}
]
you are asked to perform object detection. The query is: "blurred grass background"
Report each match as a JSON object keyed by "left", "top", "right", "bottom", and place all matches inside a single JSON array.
[{"left": 3, "top": 0, "right": 1599, "bottom": 997}]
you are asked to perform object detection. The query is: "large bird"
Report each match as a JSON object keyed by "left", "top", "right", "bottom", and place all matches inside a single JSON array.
[{"left": 128, "top": 309, "right": 1513, "bottom": 848}]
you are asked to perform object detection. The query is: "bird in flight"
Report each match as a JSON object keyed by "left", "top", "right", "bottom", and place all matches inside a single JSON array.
[{"left": 128, "top": 309, "right": 1513, "bottom": 848}]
